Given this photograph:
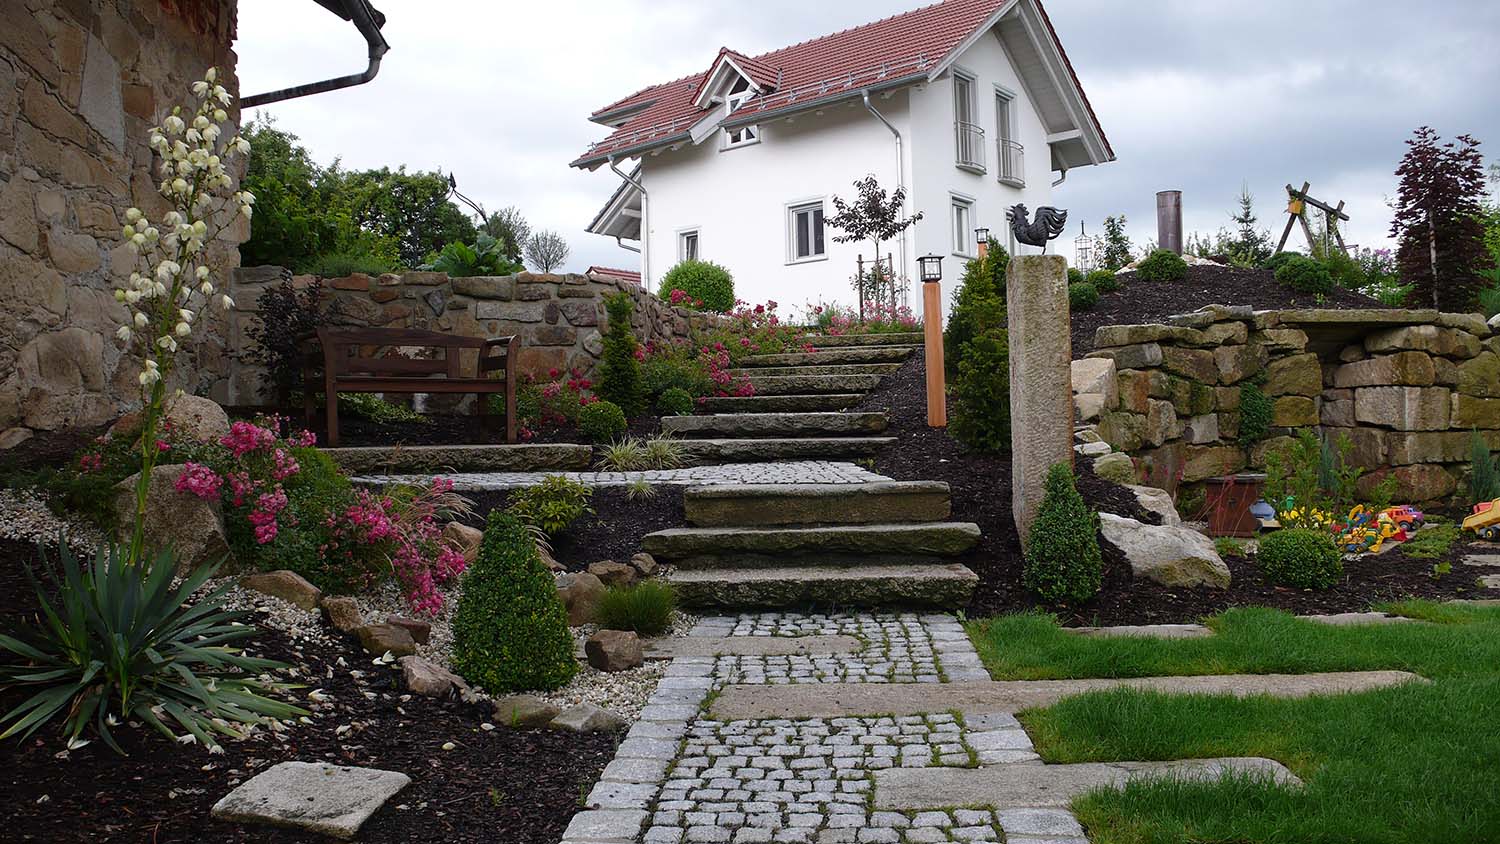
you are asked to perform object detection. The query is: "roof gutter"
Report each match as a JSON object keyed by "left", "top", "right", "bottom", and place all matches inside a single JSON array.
[
  {"left": 609, "top": 156, "right": 650, "bottom": 287},
  {"left": 861, "top": 89, "right": 908, "bottom": 287},
  {"left": 242, "top": 0, "right": 390, "bottom": 108}
]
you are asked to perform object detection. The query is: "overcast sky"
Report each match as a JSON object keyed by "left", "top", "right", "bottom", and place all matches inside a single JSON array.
[{"left": 236, "top": 0, "right": 1500, "bottom": 274}]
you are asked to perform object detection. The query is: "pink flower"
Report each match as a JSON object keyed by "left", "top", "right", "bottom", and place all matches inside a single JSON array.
[
  {"left": 78, "top": 453, "right": 104, "bottom": 473},
  {"left": 220, "top": 420, "right": 276, "bottom": 457},
  {"left": 174, "top": 462, "right": 223, "bottom": 500},
  {"left": 271, "top": 448, "right": 301, "bottom": 481}
]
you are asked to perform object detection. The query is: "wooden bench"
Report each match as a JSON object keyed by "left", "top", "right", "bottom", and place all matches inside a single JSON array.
[{"left": 303, "top": 327, "right": 519, "bottom": 447}]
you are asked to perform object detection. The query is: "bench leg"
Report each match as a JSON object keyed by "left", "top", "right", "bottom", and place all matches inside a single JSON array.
[
  {"left": 324, "top": 381, "right": 340, "bottom": 448},
  {"left": 506, "top": 378, "right": 517, "bottom": 444}
]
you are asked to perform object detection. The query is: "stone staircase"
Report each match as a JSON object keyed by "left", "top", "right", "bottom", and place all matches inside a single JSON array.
[{"left": 643, "top": 482, "right": 981, "bottom": 610}]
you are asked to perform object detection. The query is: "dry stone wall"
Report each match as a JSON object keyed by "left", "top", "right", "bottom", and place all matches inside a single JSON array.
[
  {"left": 1076, "top": 307, "right": 1499, "bottom": 507},
  {"left": 0, "top": 0, "right": 242, "bottom": 444},
  {"left": 226, "top": 268, "right": 722, "bottom": 404}
]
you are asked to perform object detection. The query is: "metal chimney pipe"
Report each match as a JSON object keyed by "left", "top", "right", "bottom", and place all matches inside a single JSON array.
[{"left": 1156, "top": 190, "right": 1183, "bottom": 255}]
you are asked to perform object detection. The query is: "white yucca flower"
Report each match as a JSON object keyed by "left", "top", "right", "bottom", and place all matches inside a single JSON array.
[{"left": 116, "top": 325, "right": 131, "bottom": 342}]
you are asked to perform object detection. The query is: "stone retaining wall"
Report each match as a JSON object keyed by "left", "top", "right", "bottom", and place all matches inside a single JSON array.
[
  {"left": 0, "top": 1, "right": 242, "bottom": 442},
  {"left": 226, "top": 268, "right": 722, "bottom": 403},
  {"left": 1075, "top": 307, "right": 1499, "bottom": 506}
]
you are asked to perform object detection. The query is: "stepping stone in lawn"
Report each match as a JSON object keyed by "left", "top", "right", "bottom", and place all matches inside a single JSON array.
[
  {"left": 1462, "top": 555, "right": 1500, "bottom": 567},
  {"left": 1298, "top": 611, "right": 1416, "bottom": 626},
  {"left": 210, "top": 761, "right": 410, "bottom": 839},
  {"left": 1481, "top": 575, "right": 1500, "bottom": 589},
  {"left": 1070, "top": 623, "right": 1212, "bottom": 639}
]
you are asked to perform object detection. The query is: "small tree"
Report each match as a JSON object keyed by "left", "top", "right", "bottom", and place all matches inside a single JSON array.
[
  {"left": 1390, "top": 128, "right": 1494, "bottom": 311},
  {"left": 1229, "top": 183, "right": 1273, "bottom": 267},
  {"left": 1100, "top": 215, "right": 1133, "bottom": 270},
  {"left": 525, "top": 230, "right": 571, "bottom": 273},
  {"left": 1469, "top": 430, "right": 1500, "bottom": 506},
  {"left": 483, "top": 206, "right": 530, "bottom": 262},
  {"left": 598, "top": 292, "right": 644, "bottom": 416},
  {"left": 1022, "top": 463, "right": 1102, "bottom": 604},
  {"left": 826, "top": 176, "right": 923, "bottom": 313}
]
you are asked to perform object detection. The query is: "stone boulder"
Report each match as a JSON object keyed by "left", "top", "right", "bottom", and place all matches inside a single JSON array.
[
  {"left": 241, "top": 571, "right": 323, "bottom": 611},
  {"left": 442, "top": 521, "right": 483, "bottom": 563},
  {"left": 628, "top": 552, "right": 659, "bottom": 577},
  {"left": 556, "top": 571, "right": 606, "bottom": 625},
  {"left": 399, "top": 656, "right": 465, "bottom": 697},
  {"left": 537, "top": 542, "right": 564, "bottom": 572},
  {"left": 384, "top": 615, "right": 432, "bottom": 645},
  {"left": 110, "top": 395, "right": 230, "bottom": 444},
  {"left": 1098, "top": 513, "right": 1231, "bottom": 589},
  {"left": 1125, "top": 485, "right": 1181, "bottom": 526},
  {"left": 1092, "top": 452, "right": 1137, "bottom": 486},
  {"left": 492, "top": 695, "right": 562, "bottom": 728},
  {"left": 112, "top": 465, "right": 230, "bottom": 574},
  {"left": 549, "top": 702, "right": 625, "bottom": 733},
  {"left": 321, "top": 596, "right": 364, "bottom": 632},
  {"left": 1071, "top": 358, "right": 1118, "bottom": 407},
  {"left": 585, "top": 630, "right": 644, "bottom": 672},
  {"left": 587, "top": 560, "right": 638, "bottom": 588},
  {"left": 1489, "top": 313, "right": 1500, "bottom": 332},
  {"left": 356, "top": 622, "right": 417, "bottom": 657}
]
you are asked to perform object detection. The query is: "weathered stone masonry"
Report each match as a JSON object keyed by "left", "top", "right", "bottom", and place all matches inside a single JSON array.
[
  {"left": 1077, "top": 307, "right": 1499, "bottom": 507},
  {"left": 0, "top": 0, "right": 244, "bottom": 442}
]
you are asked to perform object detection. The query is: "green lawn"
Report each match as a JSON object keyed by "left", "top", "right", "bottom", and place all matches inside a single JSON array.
[{"left": 964, "top": 604, "right": 1500, "bottom": 843}]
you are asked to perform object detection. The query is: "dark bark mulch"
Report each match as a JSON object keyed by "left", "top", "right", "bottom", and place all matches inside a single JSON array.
[
  {"left": 0, "top": 538, "right": 616, "bottom": 844},
  {"left": 1071, "top": 264, "right": 1381, "bottom": 354},
  {"left": 464, "top": 486, "right": 685, "bottom": 571},
  {"left": 852, "top": 348, "right": 1492, "bottom": 625},
  {"left": 223, "top": 406, "right": 666, "bottom": 449},
  {"left": 0, "top": 425, "right": 110, "bottom": 475}
]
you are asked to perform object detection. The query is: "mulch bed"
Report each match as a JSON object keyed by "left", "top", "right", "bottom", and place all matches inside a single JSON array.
[
  {"left": 0, "top": 538, "right": 616, "bottom": 844},
  {"left": 853, "top": 345, "right": 1494, "bottom": 627},
  {"left": 464, "top": 486, "right": 685, "bottom": 570},
  {"left": 1070, "top": 264, "right": 1380, "bottom": 354},
  {"left": 230, "top": 406, "right": 665, "bottom": 449}
]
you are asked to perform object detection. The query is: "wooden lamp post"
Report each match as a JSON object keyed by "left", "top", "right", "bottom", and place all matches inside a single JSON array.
[{"left": 919, "top": 254, "right": 947, "bottom": 428}]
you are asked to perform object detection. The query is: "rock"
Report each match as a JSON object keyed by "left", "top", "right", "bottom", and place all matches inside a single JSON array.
[
  {"left": 1249, "top": 435, "right": 1298, "bottom": 469},
  {"left": 321, "top": 596, "right": 363, "bottom": 633},
  {"left": 1144, "top": 400, "right": 1178, "bottom": 448},
  {"left": 1457, "top": 352, "right": 1500, "bottom": 398},
  {"left": 1333, "top": 352, "right": 1436, "bottom": 388},
  {"left": 1116, "top": 369, "right": 1152, "bottom": 413},
  {"left": 1181, "top": 445, "right": 1247, "bottom": 483},
  {"left": 356, "top": 623, "right": 417, "bottom": 658},
  {"left": 1092, "top": 452, "right": 1137, "bottom": 485},
  {"left": 1095, "top": 325, "right": 1205, "bottom": 347},
  {"left": 1125, "top": 485, "right": 1181, "bottom": 526},
  {"left": 442, "top": 521, "right": 483, "bottom": 563},
  {"left": 537, "top": 541, "right": 565, "bottom": 572},
  {"left": 109, "top": 394, "right": 230, "bottom": 444},
  {"left": 585, "top": 630, "right": 645, "bottom": 672},
  {"left": 556, "top": 571, "right": 606, "bottom": 625},
  {"left": 1490, "top": 313, "right": 1500, "bottom": 332},
  {"left": 1098, "top": 513, "right": 1231, "bottom": 589},
  {"left": 210, "top": 761, "right": 411, "bottom": 839},
  {"left": 587, "top": 559, "right": 638, "bottom": 588},
  {"left": 112, "top": 465, "right": 229, "bottom": 574},
  {"left": 492, "top": 695, "right": 561, "bottom": 728},
  {"left": 1272, "top": 395, "right": 1319, "bottom": 427},
  {"left": 1076, "top": 441, "right": 1112, "bottom": 457},
  {"left": 1354, "top": 386, "right": 1451, "bottom": 431},
  {"left": 1213, "top": 344, "right": 1268, "bottom": 385},
  {"left": 1201, "top": 321, "right": 1249, "bottom": 346},
  {"left": 1160, "top": 347, "right": 1218, "bottom": 384},
  {"left": 399, "top": 656, "right": 462, "bottom": 697},
  {"left": 241, "top": 571, "right": 323, "bottom": 611},
  {"left": 1254, "top": 328, "right": 1308, "bottom": 354},
  {"left": 1451, "top": 394, "right": 1500, "bottom": 429},
  {"left": 1089, "top": 343, "right": 1162, "bottom": 370},
  {"left": 384, "top": 615, "right": 432, "bottom": 645},
  {"left": 1365, "top": 324, "right": 1481, "bottom": 359},
  {"left": 1074, "top": 393, "right": 1107, "bottom": 422},
  {"left": 1357, "top": 464, "right": 1457, "bottom": 503},
  {"left": 1070, "top": 358, "right": 1118, "bottom": 406},
  {"left": 549, "top": 703, "right": 626, "bottom": 733},
  {"left": 628, "top": 552, "right": 659, "bottom": 577},
  {"left": 1264, "top": 353, "right": 1323, "bottom": 397},
  {"left": 1182, "top": 413, "right": 1220, "bottom": 445},
  {"left": 0, "top": 426, "right": 33, "bottom": 449}
]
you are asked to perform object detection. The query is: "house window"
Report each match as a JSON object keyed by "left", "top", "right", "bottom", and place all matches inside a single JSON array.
[
  {"left": 995, "top": 87, "right": 1024, "bottom": 187},
  {"left": 679, "top": 229, "right": 700, "bottom": 261},
  {"left": 723, "top": 80, "right": 759, "bottom": 149},
  {"left": 952, "top": 196, "right": 976, "bottom": 257},
  {"left": 787, "top": 201, "right": 826, "bottom": 263},
  {"left": 953, "top": 70, "right": 984, "bottom": 171}
]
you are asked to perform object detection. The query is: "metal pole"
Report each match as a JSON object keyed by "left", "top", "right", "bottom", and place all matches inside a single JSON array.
[
  {"left": 1156, "top": 190, "right": 1183, "bottom": 255},
  {"left": 857, "top": 254, "right": 865, "bottom": 324},
  {"left": 923, "top": 280, "right": 947, "bottom": 428}
]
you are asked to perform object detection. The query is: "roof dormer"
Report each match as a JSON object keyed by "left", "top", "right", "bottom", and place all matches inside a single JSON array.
[{"left": 692, "top": 48, "right": 780, "bottom": 110}]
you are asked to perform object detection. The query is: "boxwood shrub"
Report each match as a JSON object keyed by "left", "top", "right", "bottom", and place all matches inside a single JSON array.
[
  {"left": 1021, "top": 462, "right": 1103, "bottom": 604},
  {"left": 1257, "top": 527, "right": 1343, "bottom": 589},
  {"left": 657, "top": 387, "right": 696, "bottom": 416},
  {"left": 578, "top": 399, "right": 627, "bottom": 443},
  {"left": 662, "top": 259, "right": 735, "bottom": 313},
  {"left": 1068, "top": 281, "right": 1099, "bottom": 311},
  {"left": 1136, "top": 248, "right": 1188, "bottom": 282},
  {"left": 1086, "top": 268, "right": 1120, "bottom": 293},
  {"left": 451, "top": 511, "right": 578, "bottom": 693},
  {"left": 1274, "top": 254, "right": 1334, "bottom": 295}
]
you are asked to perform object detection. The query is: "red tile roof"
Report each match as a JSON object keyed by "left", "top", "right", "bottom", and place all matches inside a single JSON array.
[{"left": 587, "top": 266, "right": 642, "bottom": 284}]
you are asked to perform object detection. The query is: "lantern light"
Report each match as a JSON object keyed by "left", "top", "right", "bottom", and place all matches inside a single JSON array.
[{"left": 918, "top": 254, "right": 944, "bottom": 284}]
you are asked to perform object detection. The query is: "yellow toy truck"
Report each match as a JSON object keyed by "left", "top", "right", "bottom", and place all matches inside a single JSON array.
[{"left": 1464, "top": 500, "right": 1500, "bottom": 542}]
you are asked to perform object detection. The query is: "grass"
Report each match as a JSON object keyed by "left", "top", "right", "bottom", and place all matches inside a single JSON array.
[
  {"left": 965, "top": 604, "right": 1500, "bottom": 843},
  {"left": 594, "top": 581, "right": 676, "bottom": 636},
  {"left": 1399, "top": 522, "right": 1460, "bottom": 559}
]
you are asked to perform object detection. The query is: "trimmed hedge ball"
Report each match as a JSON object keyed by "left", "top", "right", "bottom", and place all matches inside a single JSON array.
[{"left": 1257, "top": 527, "right": 1343, "bottom": 589}]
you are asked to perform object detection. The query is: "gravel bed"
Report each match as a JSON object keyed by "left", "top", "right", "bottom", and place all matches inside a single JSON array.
[{"left": 0, "top": 489, "right": 101, "bottom": 552}]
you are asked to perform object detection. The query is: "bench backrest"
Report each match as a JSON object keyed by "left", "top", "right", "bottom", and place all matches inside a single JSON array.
[{"left": 315, "top": 327, "right": 509, "bottom": 379}]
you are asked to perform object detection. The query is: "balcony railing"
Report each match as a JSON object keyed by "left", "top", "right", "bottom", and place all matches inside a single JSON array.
[
  {"left": 997, "top": 139, "right": 1025, "bottom": 187},
  {"left": 955, "top": 121, "right": 986, "bottom": 173}
]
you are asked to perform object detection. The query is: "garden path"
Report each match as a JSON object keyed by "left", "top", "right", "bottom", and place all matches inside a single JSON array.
[{"left": 351, "top": 461, "right": 891, "bottom": 491}]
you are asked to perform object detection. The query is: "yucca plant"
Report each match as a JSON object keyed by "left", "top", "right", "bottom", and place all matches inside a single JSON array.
[{"left": 0, "top": 543, "right": 304, "bottom": 754}]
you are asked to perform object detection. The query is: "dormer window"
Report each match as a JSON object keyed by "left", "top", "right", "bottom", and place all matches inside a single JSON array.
[{"left": 722, "top": 80, "right": 759, "bottom": 149}]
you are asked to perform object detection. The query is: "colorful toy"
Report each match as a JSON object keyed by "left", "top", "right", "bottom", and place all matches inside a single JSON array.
[
  {"left": 1464, "top": 500, "right": 1500, "bottom": 542},
  {"left": 1382, "top": 505, "right": 1425, "bottom": 533},
  {"left": 1332, "top": 505, "right": 1419, "bottom": 554}
]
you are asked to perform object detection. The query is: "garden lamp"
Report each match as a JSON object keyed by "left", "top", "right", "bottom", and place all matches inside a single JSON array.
[
  {"left": 918, "top": 255, "right": 947, "bottom": 429},
  {"left": 974, "top": 227, "right": 990, "bottom": 259},
  {"left": 919, "top": 254, "right": 944, "bottom": 284}
]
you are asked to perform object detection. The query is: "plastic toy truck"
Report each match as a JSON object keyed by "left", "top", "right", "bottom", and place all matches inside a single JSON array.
[
  {"left": 1465, "top": 500, "right": 1500, "bottom": 542},
  {"left": 1382, "top": 505, "right": 1425, "bottom": 533}
]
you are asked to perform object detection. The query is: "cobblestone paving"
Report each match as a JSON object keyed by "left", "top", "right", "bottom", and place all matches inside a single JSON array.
[
  {"left": 352, "top": 461, "right": 889, "bottom": 491},
  {"left": 562, "top": 613, "right": 1085, "bottom": 844}
]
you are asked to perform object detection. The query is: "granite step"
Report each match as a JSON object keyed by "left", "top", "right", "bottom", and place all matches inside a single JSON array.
[
  {"left": 802, "top": 332, "right": 924, "bottom": 348},
  {"left": 740, "top": 347, "right": 915, "bottom": 367},
  {"left": 729, "top": 362, "right": 903, "bottom": 378},
  {"left": 748, "top": 373, "right": 885, "bottom": 395},
  {"left": 661, "top": 412, "right": 889, "bottom": 439},
  {"left": 667, "top": 562, "right": 978, "bottom": 609},
  {"left": 675, "top": 437, "right": 894, "bottom": 465},
  {"left": 684, "top": 481, "right": 951, "bottom": 527},
  {"left": 642, "top": 522, "right": 981, "bottom": 568},
  {"left": 699, "top": 394, "right": 865, "bottom": 413}
]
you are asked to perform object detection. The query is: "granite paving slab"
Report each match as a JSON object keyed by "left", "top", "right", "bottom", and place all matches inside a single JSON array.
[
  {"left": 352, "top": 460, "right": 889, "bottom": 491},
  {"left": 209, "top": 761, "right": 410, "bottom": 840}
]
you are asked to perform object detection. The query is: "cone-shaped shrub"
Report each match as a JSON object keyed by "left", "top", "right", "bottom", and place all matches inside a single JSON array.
[
  {"left": 451, "top": 511, "right": 577, "bottom": 693},
  {"left": 1022, "top": 462, "right": 1103, "bottom": 604},
  {"left": 599, "top": 292, "right": 645, "bottom": 417}
]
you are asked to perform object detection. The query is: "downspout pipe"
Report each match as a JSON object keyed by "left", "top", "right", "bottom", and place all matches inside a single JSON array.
[
  {"left": 861, "top": 90, "right": 907, "bottom": 284},
  {"left": 615, "top": 237, "right": 641, "bottom": 254},
  {"left": 1052, "top": 166, "right": 1068, "bottom": 188},
  {"left": 609, "top": 156, "right": 649, "bottom": 287},
  {"left": 242, "top": 0, "right": 390, "bottom": 108}
]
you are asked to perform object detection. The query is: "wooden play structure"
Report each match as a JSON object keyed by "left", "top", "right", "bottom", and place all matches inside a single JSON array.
[{"left": 1275, "top": 182, "right": 1351, "bottom": 256}]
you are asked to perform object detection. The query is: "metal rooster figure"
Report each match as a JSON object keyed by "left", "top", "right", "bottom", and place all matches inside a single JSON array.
[{"left": 1006, "top": 204, "right": 1068, "bottom": 253}]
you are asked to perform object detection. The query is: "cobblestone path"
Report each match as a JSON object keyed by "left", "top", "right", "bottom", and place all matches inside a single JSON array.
[{"left": 353, "top": 461, "right": 890, "bottom": 491}]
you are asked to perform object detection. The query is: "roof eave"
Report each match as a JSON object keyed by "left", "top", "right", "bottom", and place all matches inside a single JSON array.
[
  {"left": 570, "top": 131, "right": 694, "bottom": 171},
  {"left": 719, "top": 73, "right": 925, "bottom": 130}
]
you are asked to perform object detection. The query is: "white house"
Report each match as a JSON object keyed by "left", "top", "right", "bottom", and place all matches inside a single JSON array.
[{"left": 571, "top": 0, "right": 1114, "bottom": 310}]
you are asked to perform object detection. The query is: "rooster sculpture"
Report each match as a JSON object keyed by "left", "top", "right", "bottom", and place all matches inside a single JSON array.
[{"left": 1006, "top": 204, "right": 1068, "bottom": 251}]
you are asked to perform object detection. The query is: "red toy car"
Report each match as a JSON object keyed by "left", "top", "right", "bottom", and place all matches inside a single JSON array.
[{"left": 1381, "top": 506, "right": 1425, "bottom": 533}]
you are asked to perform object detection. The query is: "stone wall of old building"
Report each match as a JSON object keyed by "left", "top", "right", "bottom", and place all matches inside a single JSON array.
[
  {"left": 0, "top": 0, "right": 243, "bottom": 445},
  {"left": 225, "top": 268, "right": 725, "bottom": 404},
  {"left": 1074, "top": 307, "right": 1500, "bottom": 508}
]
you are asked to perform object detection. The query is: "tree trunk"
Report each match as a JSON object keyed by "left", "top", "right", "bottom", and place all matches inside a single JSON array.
[{"left": 1427, "top": 216, "right": 1440, "bottom": 310}]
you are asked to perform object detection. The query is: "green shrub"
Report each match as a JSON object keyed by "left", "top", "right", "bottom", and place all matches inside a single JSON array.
[
  {"left": 1257, "top": 528, "right": 1342, "bottom": 589},
  {"left": 1136, "top": 249, "right": 1188, "bottom": 282},
  {"left": 642, "top": 352, "right": 713, "bottom": 400},
  {"left": 1403, "top": 523, "right": 1460, "bottom": 559},
  {"left": 1086, "top": 269, "right": 1120, "bottom": 293},
  {"left": 1480, "top": 285, "right": 1500, "bottom": 319},
  {"left": 595, "top": 582, "right": 676, "bottom": 636},
  {"left": 598, "top": 292, "right": 645, "bottom": 416},
  {"left": 949, "top": 330, "right": 1011, "bottom": 454},
  {"left": 1068, "top": 281, "right": 1099, "bottom": 311},
  {"left": 420, "top": 233, "right": 522, "bottom": 277},
  {"left": 1067, "top": 267, "right": 1085, "bottom": 284},
  {"left": 451, "top": 511, "right": 577, "bottom": 693},
  {"left": 662, "top": 259, "right": 735, "bottom": 313},
  {"left": 0, "top": 544, "right": 302, "bottom": 753},
  {"left": 1262, "top": 251, "right": 1300, "bottom": 273},
  {"left": 507, "top": 475, "right": 593, "bottom": 537},
  {"left": 1022, "top": 463, "right": 1103, "bottom": 604},
  {"left": 1238, "top": 382, "right": 1273, "bottom": 446},
  {"left": 944, "top": 243, "right": 1007, "bottom": 375},
  {"left": 1274, "top": 255, "right": 1334, "bottom": 295},
  {"left": 657, "top": 387, "right": 696, "bottom": 416},
  {"left": 305, "top": 249, "right": 398, "bottom": 277},
  {"left": 1468, "top": 429, "right": 1500, "bottom": 506},
  {"left": 578, "top": 400, "right": 627, "bottom": 443},
  {"left": 340, "top": 392, "right": 426, "bottom": 425},
  {"left": 642, "top": 435, "right": 686, "bottom": 469},
  {"left": 597, "top": 437, "right": 647, "bottom": 472}
]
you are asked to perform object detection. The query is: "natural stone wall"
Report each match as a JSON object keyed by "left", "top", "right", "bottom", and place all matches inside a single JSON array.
[
  {"left": 0, "top": 0, "right": 243, "bottom": 443},
  {"left": 226, "top": 268, "right": 723, "bottom": 404},
  {"left": 1076, "top": 307, "right": 1499, "bottom": 507}
]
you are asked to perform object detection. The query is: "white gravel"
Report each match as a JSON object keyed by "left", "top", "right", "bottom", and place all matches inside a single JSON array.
[{"left": 0, "top": 488, "right": 102, "bottom": 552}]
